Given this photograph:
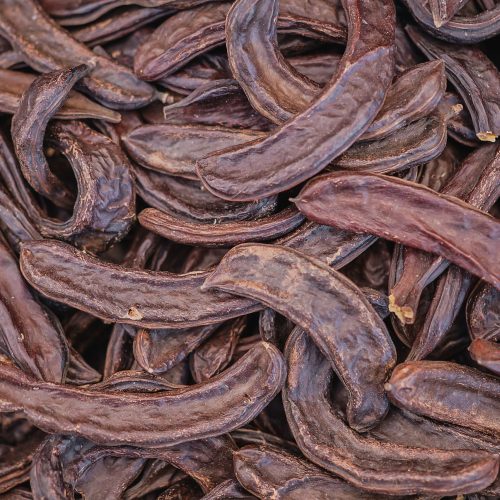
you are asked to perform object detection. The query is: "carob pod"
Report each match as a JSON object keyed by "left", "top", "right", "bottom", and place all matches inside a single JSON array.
[
  {"left": 123, "top": 124, "right": 266, "bottom": 179},
  {"left": 283, "top": 327, "right": 499, "bottom": 495},
  {"left": 0, "top": 341, "right": 285, "bottom": 446},
  {"left": 403, "top": 0, "right": 500, "bottom": 43},
  {"left": 225, "top": 0, "right": 320, "bottom": 124},
  {"left": 389, "top": 143, "right": 499, "bottom": 323},
  {"left": 469, "top": 338, "right": 500, "bottom": 376},
  {"left": 228, "top": 3, "right": 443, "bottom": 137},
  {"left": 11, "top": 65, "right": 90, "bottom": 209},
  {"left": 196, "top": 0, "right": 396, "bottom": 201},
  {"left": 0, "top": 69, "right": 121, "bottom": 122},
  {"left": 406, "top": 25, "right": 500, "bottom": 142},
  {"left": 9, "top": 113, "right": 136, "bottom": 252},
  {"left": 190, "top": 316, "right": 247, "bottom": 383},
  {"left": 133, "top": 323, "right": 222, "bottom": 374},
  {"left": 0, "top": 233, "right": 69, "bottom": 384},
  {"left": 19, "top": 239, "right": 262, "bottom": 329},
  {"left": 277, "top": 221, "right": 377, "bottom": 269},
  {"left": 386, "top": 360, "right": 500, "bottom": 439},
  {"left": 203, "top": 243, "right": 396, "bottom": 431},
  {"left": 138, "top": 206, "right": 305, "bottom": 247},
  {"left": 161, "top": 79, "right": 273, "bottom": 130},
  {"left": 234, "top": 444, "right": 384, "bottom": 499},
  {"left": 467, "top": 281, "right": 500, "bottom": 341},
  {"left": 132, "top": 166, "right": 278, "bottom": 223},
  {"left": 333, "top": 110, "right": 449, "bottom": 174},
  {"left": 0, "top": 0, "right": 154, "bottom": 109},
  {"left": 134, "top": 1, "right": 346, "bottom": 81},
  {"left": 71, "top": 7, "right": 172, "bottom": 47},
  {"left": 294, "top": 172, "right": 500, "bottom": 288}
]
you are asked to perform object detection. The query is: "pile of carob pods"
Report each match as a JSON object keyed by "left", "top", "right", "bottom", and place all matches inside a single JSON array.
[{"left": 0, "top": 0, "right": 498, "bottom": 498}]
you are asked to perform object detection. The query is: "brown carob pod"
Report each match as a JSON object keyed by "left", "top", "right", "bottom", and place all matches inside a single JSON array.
[
  {"left": 387, "top": 361, "right": 500, "bottom": 439},
  {"left": 0, "top": 342, "right": 285, "bottom": 446},
  {"left": 0, "top": 0, "right": 154, "bottom": 109},
  {"left": 294, "top": 172, "right": 500, "bottom": 288},
  {"left": 19, "top": 239, "right": 262, "bottom": 329},
  {"left": 196, "top": 0, "right": 396, "bottom": 201},
  {"left": 203, "top": 244, "right": 396, "bottom": 431},
  {"left": 283, "top": 328, "right": 499, "bottom": 495}
]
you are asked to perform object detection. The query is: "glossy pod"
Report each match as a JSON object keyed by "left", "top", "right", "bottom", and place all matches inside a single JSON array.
[
  {"left": 138, "top": 206, "right": 305, "bottom": 247},
  {"left": 294, "top": 172, "right": 500, "bottom": 288},
  {"left": 0, "top": 69, "right": 120, "bottom": 122},
  {"left": 203, "top": 244, "right": 396, "bottom": 431},
  {"left": 283, "top": 328, "right": 499, "bottom": 495},
  {"left": 11, "top": 65, "right": 89, "bottom": 209},
  {"left": 196, "top": 0, "right": 396, "bottom": 201},
  {"left": 387, "top": 361, "right": 500, "bottom": 439},
  {"left": 0, "top": 342, "right": 285, "bottom": 446},
  {"left": 407, "top": 25, "right": 500, "bottom": 142},
  {"left": 19, "top": 239, "right": 262, "bottom": 329},
  {"left": 0, "top": 0, "right": 154, "bottom": 109},
  {"left": 123, "top": 124, "right": 266, "bottom": 179}
]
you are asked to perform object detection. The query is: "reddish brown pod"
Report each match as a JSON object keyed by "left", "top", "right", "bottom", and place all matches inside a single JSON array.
[
  {"left": 203, "top": 244, "right": 396, "bottom": 431},
  {"left": 197, "top": 0, "right": 396, "bottom": 200},
  {"left": 294, "top": 172, "right": 500, "bottom": 288}
]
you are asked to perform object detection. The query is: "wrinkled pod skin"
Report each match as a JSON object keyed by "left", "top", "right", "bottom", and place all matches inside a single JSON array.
[
  {"left": 0, "top": 342, "right": 285, "bottom": 447},
  {"left": 196, "top": 0, "right": 396, "bottom": 201},
  {"left": 203, "top": 243, "right": 396, "bottom": 431},
  {"left": 19, "top": 239, "right": 262, "bottom": 329},
  {"left": 11, "top": 65, "right": 89, "bottom": 209},
  {"left": 282, "top": 328, "right": 499, "bottom": 495}
]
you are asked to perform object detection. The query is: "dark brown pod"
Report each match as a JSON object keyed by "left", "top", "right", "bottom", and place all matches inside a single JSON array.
[
  {"left": 134, "top": 1, "right": 346, "bottom": 81},
  {"left": 277, "top": 221, "right": 377, "bottom": 269},
  {"left": 8, "top": 117, "right": 136, "bottom": 252},
  {"left": 0, "top": 69, "right": 121, "bottom": 122},
  {"left": 0, "top": 342, "right": 285, "bottom": 446},
  {"left": 467, "top": 281, "right": 500, "bottom": 341},
  {"left": 162, "top": 79, "right": 272, "bottom": 131},
  {"left": 469, "top": 338, "right": 500, "bottom": 376},
  {"left": 0, "top": 0, "right": 154, "bottom": 109},
  {"left": 234, "top": 444, "right": 382, "bottom": 499},
  {"left": 387, "top": 361, "right": 500, "bottom": 439},
  {"left": 334, "top": 111, "right": 449, "bottom": 174},
  {"left": 11, "top": 65, "right": 89, "bottom": 209},
  {"left": 72, "top": 7, "right": 171, "bottom": 47},
  {"left": 196, "top": 0, "right": 396, "bottom": 201},
  {"left": 406, "top": 25, "right": 500, "bottom": 141},
  {"left": 133, "top": 323, "right": 221, "bottom": 374},
  {"left": 0, "top": 234, "right": 69, "bottom": 383},
  {"left": 133, "top": 165, "right": 277, "bottom": 223},
  {"left": 190, "top": 316, "right": 246, "bottom": 383},
  {"left": 389, "top": 143, "right": 499, "bottom": 324},
  {"left": 225, "top": 0, "right": 320, "bottom": 124},
  {"left": 123, "top": 124, "right": 265, "bottom": 179},
  {"left": 403, "top": 0, "right": 500, "bottom": 43},
  {"left": 203, "top": 244, "right": 396, "bottom": 431},
  {"left": 139, "top": 206, "right": 304, "bottom": 247},
  {"left": 20, "top": 239, "right": 262, "bottom": 329},
  {"left": 283, "top": 328, "right": 499, "bottom": 495},
  {"left": 294, "top": 172, "right": 500, "bottom": 288}
]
